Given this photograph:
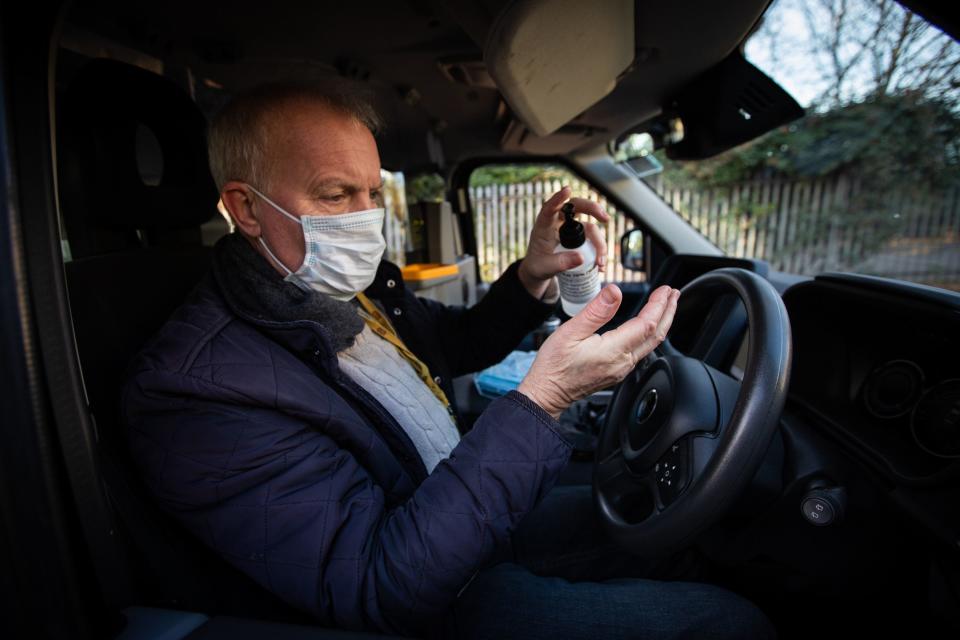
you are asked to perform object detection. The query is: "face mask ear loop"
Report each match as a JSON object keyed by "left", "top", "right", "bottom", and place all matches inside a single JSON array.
[
  {"left": 246, "top": 183, "right": 302, "bottom": 276},
  {"left": 258, "top": 237, "right": 294, "bottom": 276},
  {"left": 246, "top": 184, "right": 302, "bottom": 225}
]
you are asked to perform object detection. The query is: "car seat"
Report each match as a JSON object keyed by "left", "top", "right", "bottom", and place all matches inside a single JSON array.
[{"left": 56, "top": 58, "right": 315, "bottom": 624}]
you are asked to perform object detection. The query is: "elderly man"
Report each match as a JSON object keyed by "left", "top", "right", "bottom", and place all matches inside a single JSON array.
[{"left": 123, "top": 84, "right": 775, "bottom": 639}]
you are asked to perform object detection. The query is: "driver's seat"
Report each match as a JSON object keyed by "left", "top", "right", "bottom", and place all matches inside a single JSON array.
[{"left": 57, "top": 57, "right": 316, "bottom": 625}]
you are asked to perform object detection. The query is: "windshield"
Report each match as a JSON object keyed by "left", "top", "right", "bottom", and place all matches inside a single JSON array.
[{"left": 648, "top": 0, "right": 960, "bottom": 291}]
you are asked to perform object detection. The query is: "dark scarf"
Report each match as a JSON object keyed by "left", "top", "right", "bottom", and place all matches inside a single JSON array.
[{"left": 211, "top": 232, "right": 365, "bottom": 352}]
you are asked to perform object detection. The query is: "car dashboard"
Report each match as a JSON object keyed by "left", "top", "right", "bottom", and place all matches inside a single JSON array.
[
  {"left": 653, "top": 255, "right": 960, "bottom": 488},
  {"left": 633, "top": 256, "right": 960, "bottom": 634},
  {"left": 651, "top": 256, "right": 960, "bottom": 568},
  {"left": 782, "top": 274, "right": 960, "bottom": 486}
]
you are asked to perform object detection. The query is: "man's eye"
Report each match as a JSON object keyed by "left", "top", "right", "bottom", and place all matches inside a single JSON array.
[
  {"left": 370, "top": 189, "right": 383, "bottom": 203},
  {"left": 324, "top": 193, "right": 347, "bottom": 203}
]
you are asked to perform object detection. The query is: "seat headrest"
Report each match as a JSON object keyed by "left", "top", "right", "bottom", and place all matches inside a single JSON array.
[{"left": 58, "top": 59, "right": 218, "bottom": 235}]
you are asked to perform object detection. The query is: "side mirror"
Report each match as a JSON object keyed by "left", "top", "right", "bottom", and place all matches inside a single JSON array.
[{"left": 620, "top": 228, "right": 645, "bottom": 272}]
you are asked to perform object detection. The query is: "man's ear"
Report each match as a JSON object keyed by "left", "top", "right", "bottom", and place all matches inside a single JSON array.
[{"left": 220, "top": 181, "right": 261, "bottom": 237}]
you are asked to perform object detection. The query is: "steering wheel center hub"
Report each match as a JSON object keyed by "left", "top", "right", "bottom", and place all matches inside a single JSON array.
[{"left": 619, "top": 357, "right": 719, "bottom": 472}]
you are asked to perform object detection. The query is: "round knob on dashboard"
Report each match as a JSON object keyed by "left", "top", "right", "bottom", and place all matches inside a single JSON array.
[{"left": 800, "top": 485, "right": 847, "bottom": 527}]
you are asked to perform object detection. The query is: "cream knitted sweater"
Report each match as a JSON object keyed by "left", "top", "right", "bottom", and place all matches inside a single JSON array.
[{"left": 338, "top": 323, "right": 460, "bottom": 473}]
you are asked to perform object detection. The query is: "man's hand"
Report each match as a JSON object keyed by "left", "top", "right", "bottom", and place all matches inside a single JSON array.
[
  {"left": 517, "top": 186, "right": 610, "bottom": 300},
  {"left": 518, "top": 284, "right": 680, "bottom": 419}
]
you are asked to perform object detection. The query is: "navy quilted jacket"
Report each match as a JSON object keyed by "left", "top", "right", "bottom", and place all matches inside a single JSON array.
[{"left": 122, "top": 235, "right": 573, "bottom": 636}]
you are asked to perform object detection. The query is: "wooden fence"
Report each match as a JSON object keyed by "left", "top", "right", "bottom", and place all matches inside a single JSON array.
[
  {"left": 382, "top": 170, "right": 959, "bottom": 290},
  {"left": 469, "top": 179, "right": 646, "bottom": 284},
  {"left": 468, "top": 175, "right": 960, "bottom": 290},
  {"left": 646, "top": 174, "right": 960, "bottom": 289}
]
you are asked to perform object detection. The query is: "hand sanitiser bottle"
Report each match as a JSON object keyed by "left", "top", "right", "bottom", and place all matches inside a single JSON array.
[{"left": 554, "top": 202, "right": 601, "bottom": 316}]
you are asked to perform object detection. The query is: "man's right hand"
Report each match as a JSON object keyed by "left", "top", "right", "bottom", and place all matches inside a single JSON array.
[{"left": 517, "top": 284, "right": 680, "bottom": 419}]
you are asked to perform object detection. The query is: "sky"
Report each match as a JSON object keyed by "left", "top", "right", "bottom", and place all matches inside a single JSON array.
[
  {"left": 744, "top": 0, "right": 960, "bottom": 109},
  {"left": 744, "top": 0, "right": 823, "bottom": 106}
]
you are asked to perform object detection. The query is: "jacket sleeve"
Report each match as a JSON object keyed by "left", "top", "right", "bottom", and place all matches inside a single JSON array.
[
  {"left": 124, "top": 373, "right": 572, "bottom": 636},
  {"left": 414, "top": 260, "right": 557, "bottom": 377}
]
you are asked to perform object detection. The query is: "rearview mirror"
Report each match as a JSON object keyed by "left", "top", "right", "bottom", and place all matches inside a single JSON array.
[
  {"left": 620, "top": 228, "right": 645, "bottom": 272},
  {"left": 614, "top": 132, "right": 663, "bottom": 178}
]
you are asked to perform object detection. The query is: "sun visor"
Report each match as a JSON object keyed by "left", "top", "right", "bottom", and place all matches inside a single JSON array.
[{"left": 484, "top": 0, "right": 635, "bottom": 137}]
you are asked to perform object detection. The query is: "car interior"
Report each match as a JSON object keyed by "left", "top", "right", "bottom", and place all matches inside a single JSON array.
[{"left": 1, "top": 1, "right": 959, "bottom": 639}]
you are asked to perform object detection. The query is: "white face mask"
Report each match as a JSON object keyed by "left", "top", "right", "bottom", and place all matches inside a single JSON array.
[{"left": 247, "top": 185, "right": 386, "bottom": 301}]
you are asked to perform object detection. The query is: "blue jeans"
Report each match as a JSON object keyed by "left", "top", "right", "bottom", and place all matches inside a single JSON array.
[{"left": 436, "top": 484, "right": 776, "bottom": 639}]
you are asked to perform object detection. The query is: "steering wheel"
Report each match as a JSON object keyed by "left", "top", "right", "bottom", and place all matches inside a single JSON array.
[{"left": 592, "top": 268, "right": 792, "bottom": 557}]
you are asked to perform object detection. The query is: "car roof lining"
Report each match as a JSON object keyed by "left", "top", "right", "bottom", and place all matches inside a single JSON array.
[{"left": 62, "top": 0, "right": 773, "bottom": 171}]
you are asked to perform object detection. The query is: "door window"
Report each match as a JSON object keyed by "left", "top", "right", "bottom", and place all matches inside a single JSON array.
[{"left": 467, "top": 164, "right": 646, "bottom": 284}]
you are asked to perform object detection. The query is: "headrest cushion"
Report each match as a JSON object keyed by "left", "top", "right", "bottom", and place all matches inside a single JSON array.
[{"left": 59, "top": 59, "right": 218, "bottom": 231}]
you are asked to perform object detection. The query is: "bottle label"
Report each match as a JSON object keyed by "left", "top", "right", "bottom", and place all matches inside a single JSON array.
[{"left": 557, "top": 265, "right": 600, "bottom": 303}]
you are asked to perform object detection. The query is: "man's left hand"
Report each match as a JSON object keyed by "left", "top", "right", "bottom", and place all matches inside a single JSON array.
[{"left": 517, "top": 186, "right": 610, "bottom": 300}]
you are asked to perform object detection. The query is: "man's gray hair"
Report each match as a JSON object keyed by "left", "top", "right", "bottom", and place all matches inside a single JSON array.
[{"left": 207, "top": 80, "right": 382, "bottom": 190}]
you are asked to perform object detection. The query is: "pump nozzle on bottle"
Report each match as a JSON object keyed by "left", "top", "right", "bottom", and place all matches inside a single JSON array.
[{"left": 559, "top": 203, "right": 587, "bottom": 249}]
